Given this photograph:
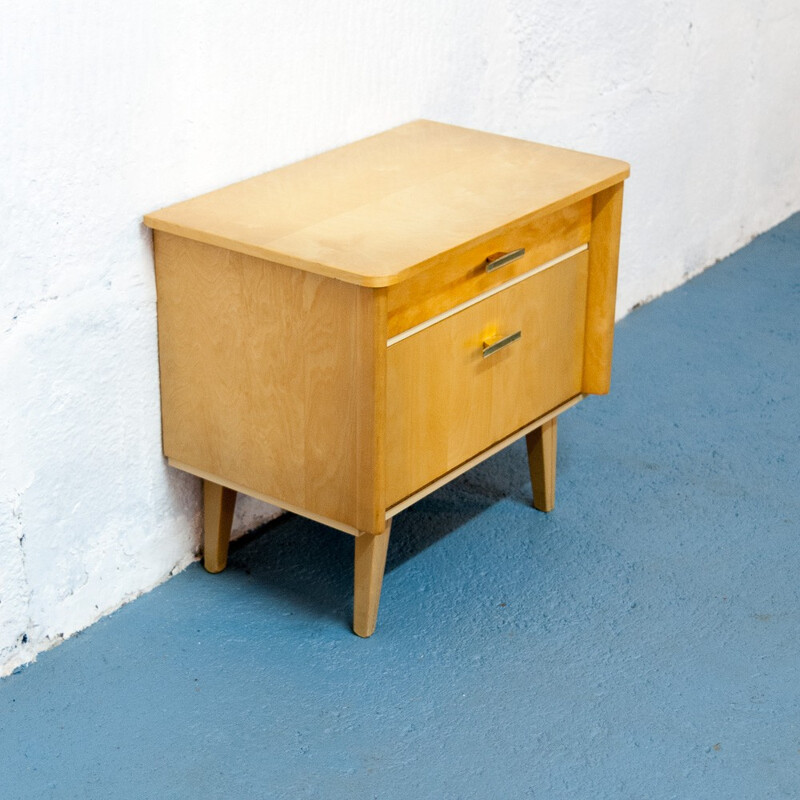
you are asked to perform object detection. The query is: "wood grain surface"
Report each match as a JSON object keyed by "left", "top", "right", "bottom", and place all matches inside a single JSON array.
[
  {"left": 154, "top": 232, "right": 385, "bottom": 532},
  {"left": 145, "top": 120, "right": 628, "bottom": 287},
  {"left": 385, "top": 250, "right": 589, "bottom": 506}
]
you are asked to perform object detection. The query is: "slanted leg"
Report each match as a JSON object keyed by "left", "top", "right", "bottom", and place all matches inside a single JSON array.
[
  {"left": 353, "top": 521, "right": 392, "bottom": 638},
  {"left": 203, "top": 480, "right": 236, "bottom": 573},
  {"left": 526, "top": 417, "right": 557, "bottom": 512}
]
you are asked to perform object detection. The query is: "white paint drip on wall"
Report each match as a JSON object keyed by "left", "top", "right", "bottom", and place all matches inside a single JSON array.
[{"left": 2, "top": 0, "right": 799, "bottom": 676}]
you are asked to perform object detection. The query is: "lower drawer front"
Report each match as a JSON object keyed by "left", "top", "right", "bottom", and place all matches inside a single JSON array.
[{"left": 386, "top": 249, "right": 589, "bottom": 506}]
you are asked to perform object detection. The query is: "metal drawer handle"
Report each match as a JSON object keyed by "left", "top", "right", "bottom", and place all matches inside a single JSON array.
[
  {"left": 485, "top": 248, "right": 525, "bottom": 272},
  {"left": 482, "top": 330, "right": 522, "bottom": 358}
]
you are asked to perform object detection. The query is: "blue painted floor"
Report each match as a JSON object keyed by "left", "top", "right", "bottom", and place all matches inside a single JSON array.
[{"left": 2, "top": 214, "right": 799, "bottom": 799}]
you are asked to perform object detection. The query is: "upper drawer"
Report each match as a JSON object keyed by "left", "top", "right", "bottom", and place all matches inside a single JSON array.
[{"left": 386, "top": 197, "right": 591, "bottom": 339}]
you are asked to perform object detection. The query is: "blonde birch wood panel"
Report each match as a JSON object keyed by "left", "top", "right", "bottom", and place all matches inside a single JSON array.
[
  {"left": 146, "top": 121, "right": 487, "bottom": 259},
  {"left": 385, "top": 395, "right": 582, "bottom": 519},
  {"left": 385, "top": 250, "right": 589, "bottom": 506},
  {"left": 168, "top": 459, "right": 362, "bottom": 536},
  {"left": 154, "top": 232, "right": 366, "bottom": 528},
  {"left": 583, "top": 182, "right": 625, "bottom": 394},
  {"left": 386, "top": 197, "right": 592, "bottom": 338},
  {"left": 145, "top": 120, "right": 629, "bottom": 287}
]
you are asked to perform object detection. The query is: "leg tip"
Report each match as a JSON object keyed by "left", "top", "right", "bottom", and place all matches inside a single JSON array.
[{"left": 352, "top": 621, "right": 377, "bottom": 638}]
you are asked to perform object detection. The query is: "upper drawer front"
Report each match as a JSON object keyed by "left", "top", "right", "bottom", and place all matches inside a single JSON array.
[
  {"left": 386, "top": 197, "right": 591, "bottom": 339},
  {"left": 386, "top": 249, "right": 589, "bottom": 507}
]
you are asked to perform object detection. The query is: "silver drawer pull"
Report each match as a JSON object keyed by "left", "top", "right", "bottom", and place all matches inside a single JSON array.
[
  {"left": 482, "top": 330, "right": 522, "bottom": 358},
  {"left": 485, "top": 248, "right": 525, "bottom": 272}
]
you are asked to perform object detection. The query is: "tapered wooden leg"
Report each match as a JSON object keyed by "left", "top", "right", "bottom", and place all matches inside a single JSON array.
[
  {"left": 353, "top": 521, "right": 391, "bottom": 638},
  {"left": 203, "top": 480, "right": 236, "bottom": 573},
  {"left": 526, "top": 417, "right": 557, "bottom": 512}
]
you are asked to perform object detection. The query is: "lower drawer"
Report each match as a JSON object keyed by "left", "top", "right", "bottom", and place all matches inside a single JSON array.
[{"left": 385, "top": 249, "right": 589, "bottom": 506}]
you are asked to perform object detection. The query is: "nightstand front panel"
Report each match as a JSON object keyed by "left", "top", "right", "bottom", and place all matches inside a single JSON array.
[{"left": 385, "top": 249, "right": 589, "bottom": 506}]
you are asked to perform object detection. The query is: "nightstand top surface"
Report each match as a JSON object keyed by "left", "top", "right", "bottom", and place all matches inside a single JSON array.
[{"left": 144, "top": 120, "right": 629, "bottom": 287}]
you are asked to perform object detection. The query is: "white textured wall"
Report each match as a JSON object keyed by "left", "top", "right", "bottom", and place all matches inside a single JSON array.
[{"left": 2, "top": 0, "right": 798, "bottom": 676}]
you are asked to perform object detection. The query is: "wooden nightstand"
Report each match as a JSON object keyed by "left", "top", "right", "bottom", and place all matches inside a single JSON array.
[{"left": 145, "top": 120, "right": 629, "bottom": 637}]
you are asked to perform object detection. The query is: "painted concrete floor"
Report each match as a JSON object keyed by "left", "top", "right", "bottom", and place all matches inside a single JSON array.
[{"left": 2, "top": 213, "right": 799, "bottom": 799}]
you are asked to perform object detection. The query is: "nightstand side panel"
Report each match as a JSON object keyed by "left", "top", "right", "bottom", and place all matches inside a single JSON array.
[{"left": 154, "top": 232, "right": 377, "bottom": 530}]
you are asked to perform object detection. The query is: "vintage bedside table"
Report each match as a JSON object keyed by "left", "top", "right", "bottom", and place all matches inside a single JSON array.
[{"left": 145, "top": 120, "right": 629, "bottom": 637}]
